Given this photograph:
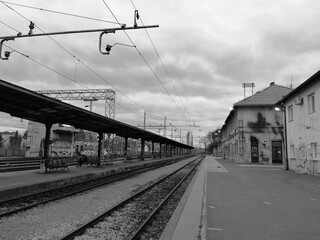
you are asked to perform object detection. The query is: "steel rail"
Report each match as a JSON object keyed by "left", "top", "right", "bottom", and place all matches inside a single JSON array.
[
  {"left": 59, "top": 155, "right": 203, "bottom": 240},
  {"left": 0, "top": 156, "right": 184, "bottom": 219},
  {"left": 127, "top": 155, "right": 204, "bottom": 239}
]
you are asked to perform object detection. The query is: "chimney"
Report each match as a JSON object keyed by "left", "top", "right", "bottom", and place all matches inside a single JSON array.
[{"left": 270, "top": 82, "right": 275, "bottom": 86}]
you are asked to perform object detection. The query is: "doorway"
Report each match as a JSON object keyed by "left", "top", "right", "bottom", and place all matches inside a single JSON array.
[
  {"left": 272, "top": 141, "right": 283, "bottom": 164},
  {"left": 251, "top": 138, "right": 259, "bottom": 163}
]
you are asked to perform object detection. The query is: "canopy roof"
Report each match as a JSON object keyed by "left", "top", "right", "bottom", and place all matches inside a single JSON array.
[{"left": 0, "top": 79, "right": 193, "bottom": 149}]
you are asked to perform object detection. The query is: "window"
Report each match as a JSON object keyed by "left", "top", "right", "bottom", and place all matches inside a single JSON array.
[
  {"left": 290, "top": 145, "right": 295, "bottom": 158},
  {"left": 311, "top": 142, "right": 317, "bottom": 159},
  {"left": 238, "top": 120, "right": 243, "bottom": 128},
  {"left": 27, "top": 136, "right": 34, "bottom": 144},
  {"left": 308, "top": 93, "right": 315, "bottom": 114},
  {"left": 28, "top": 123, "right": 34, "bottom": 130},
  {"left": 288, "top": 105, "right": 293, "bottom": 121}
]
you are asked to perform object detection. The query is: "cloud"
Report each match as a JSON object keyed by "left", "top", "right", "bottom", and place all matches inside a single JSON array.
[{"left": 1, "top": 0, "right": 320, "bottom": 140}]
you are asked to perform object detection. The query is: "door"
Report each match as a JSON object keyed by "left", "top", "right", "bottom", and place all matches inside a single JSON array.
[
  {"left": 272, "top": 141, "right": 283, "bottom": 164},
  {"left": 251, "top": 139, "right": 259, "bottom": 163}
]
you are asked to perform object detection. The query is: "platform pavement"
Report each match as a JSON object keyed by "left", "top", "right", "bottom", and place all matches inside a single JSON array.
[
  {"left": 161, "top": 156, "right": 320, "bottom": 240},
  {"left": 160, "top": 155, "right": 214, "bottom": 240},
  {"left": 0, "top": 157, "right": 172, "bottom": 200}
]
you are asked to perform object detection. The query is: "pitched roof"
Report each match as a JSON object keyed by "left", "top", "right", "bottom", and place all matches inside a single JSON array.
[
  {"left": 277, "top": 69, "right": 320, "bottom": 104},
  {"left": 234, "top": 82, "right": 292, "bottom": 107}
]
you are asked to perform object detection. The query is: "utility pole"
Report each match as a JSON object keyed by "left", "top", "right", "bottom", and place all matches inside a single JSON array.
[{"left": 164, "top": 116, "right": 167, "bottom": 138}]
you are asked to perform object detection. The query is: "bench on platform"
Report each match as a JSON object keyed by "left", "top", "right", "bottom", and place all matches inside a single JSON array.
[
  {"left": 77, "top": 155, "right": 100, "bottom": 166},
  {"left": 45, "top": 158, "right": 70, "bottom": 172}
]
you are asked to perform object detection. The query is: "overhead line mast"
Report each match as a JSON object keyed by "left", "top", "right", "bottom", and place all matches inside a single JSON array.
[{"left": 37, "top": 89, "right": 115, "bottom": 119}]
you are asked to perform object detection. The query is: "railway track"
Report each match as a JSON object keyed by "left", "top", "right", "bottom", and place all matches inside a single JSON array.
[
  {"left": 0, "top": 157, "right": 78, "bottom": 172},
  {"left": 60, "top": 155, "right": 204, "bottom": 240},
  {"left": 0, "top": 156, "right": 188, "bottom": 219}
]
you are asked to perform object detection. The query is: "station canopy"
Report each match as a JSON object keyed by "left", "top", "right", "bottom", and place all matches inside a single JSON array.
[{"left": 0, "top": 79, "right": 193, "bottom": 149}]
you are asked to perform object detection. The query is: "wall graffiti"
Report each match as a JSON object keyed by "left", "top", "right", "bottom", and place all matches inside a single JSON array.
[
  {"left": 248, "top": 112, "right": 271, "bottom": 133},
  {"left": 292, "top": 143, "right": 319, "bottom": 174}
]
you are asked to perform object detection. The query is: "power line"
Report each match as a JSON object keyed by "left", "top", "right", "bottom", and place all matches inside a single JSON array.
[
  {"left": 0, "top": 19, "right": 20, "bottom": 32},
  {"left": 1, "top": 2, "right": 164, "bottom": 124},
  {"left": 1, "top": 1, "right": 183, "bottom": 127},
  {"left": 1, "top": 1, "right": 29, "bottom": 22},
  {"left": 3, "top": 44, "right": 89, "bottom": 89},
  {"left": 101, "top": 0, "right": 188, "bottom": 124},
  {"left": 101, "top": 0, "right": 181, "bottom": 124},
  {"left": 0, "top": 0, "right": 121, "bottom": 25},
  {"left": 129, "top": 0, "right": 194, "bottom": 126}
]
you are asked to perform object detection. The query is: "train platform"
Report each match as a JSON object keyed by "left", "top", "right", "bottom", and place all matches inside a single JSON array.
[
  {"left": 160, "top": 156, "right": 283, "bottom": 240},
  {"left": 0, "top": 157, "right": 173, "bottom": 201},
  {"left": 161, "top": 155, "right": 320, "bottom": 240},
  {"left": 160, "top": 155, "right": 210, "bottom": 240}
]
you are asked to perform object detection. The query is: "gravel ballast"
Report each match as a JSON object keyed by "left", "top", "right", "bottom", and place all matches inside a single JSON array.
[{"left": 1, "top": 158, "right": 194, "bottom": 240}]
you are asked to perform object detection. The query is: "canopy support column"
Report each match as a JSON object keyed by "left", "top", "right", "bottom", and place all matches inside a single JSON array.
[
  {"left": 97, "top": 132, "right": 103, "bottom": 166},
  {"left": 151, "top": 141, "right": 154, "bottom": 158},
  {"left": 165, "top": 144, "right": 168, "bottom": 157},
  {"left": 43, "top": 122, "right": 52, "bottom": 172},
  {"left": 141, "top": 139, "right": 145, "bottom": 160},
  {"left": 124, "top": 137, "right": 128, "bottom": 160}
]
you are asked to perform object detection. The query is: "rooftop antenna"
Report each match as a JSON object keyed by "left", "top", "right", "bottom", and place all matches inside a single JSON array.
[
  {"left": 289, "top": 75, "right": 293, "bottom": 89},
  {"left": 242, "top": 82, "right": 255, "bottom": 99}
]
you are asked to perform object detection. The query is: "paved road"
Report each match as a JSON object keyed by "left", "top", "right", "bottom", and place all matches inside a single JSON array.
[{"left": 206, "top": 157, "right": 320, "bottom": 240}]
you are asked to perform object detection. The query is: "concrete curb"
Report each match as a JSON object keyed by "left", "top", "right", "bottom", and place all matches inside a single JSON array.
[{"left": 160, "top": 156, "right": 207, "bottom": 240}]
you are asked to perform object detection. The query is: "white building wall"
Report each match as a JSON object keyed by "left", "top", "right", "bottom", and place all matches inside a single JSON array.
[
  {"left": 285, "top": 80, "right": 320, "bottom": 174},
  {"left": 221, "top": 106, "right": 284, "bottom": 164},
  {"left": 239, "top": 107, "right": 284, "bottom": 164}
]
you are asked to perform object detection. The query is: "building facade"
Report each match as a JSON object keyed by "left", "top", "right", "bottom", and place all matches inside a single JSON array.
[
  {"left": 26, "top": 122, "right": 82, "bottom": 158},
  {"left": 278, "top": 70, "right": 320, "bottom": 174},
  {"left": 0, "top": 131, "right": 26, "bottom": 156},
  {"left": 25, "top": 121, "right": 143, "bottom": 158},
  {"left": 220, "top": 82, "right": 292, "bottom": 164}
]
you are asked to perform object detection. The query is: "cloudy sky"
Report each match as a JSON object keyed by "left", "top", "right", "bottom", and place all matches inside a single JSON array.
[{"left": 1, "top": 0, "right": 320, "bottom": 144}]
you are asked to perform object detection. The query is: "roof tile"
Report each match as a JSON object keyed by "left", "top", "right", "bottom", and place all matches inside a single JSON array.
[{"left": 234, "top": 83, "right": 292, "bottom": 107}]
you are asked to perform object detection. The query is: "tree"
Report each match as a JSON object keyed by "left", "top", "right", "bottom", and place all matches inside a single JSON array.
[
  {"left": 211, "top": 129, "right": 222, "bottom": 156},
  {"left": 23, "top": 130, "right": 28, "bottom": 139}
]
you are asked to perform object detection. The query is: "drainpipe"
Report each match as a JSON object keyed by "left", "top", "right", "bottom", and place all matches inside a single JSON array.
[{"left": 283, "top": 106, "right": 289, "bottom": 170}]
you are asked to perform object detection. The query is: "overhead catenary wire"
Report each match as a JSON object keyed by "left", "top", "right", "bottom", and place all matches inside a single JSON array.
[
  {"left": 1, "top": 2, "right": 164, "bottom": 125},
  {"left": 4, "top": 45, "right": 153, "bottom": 125},
  {"left": 0, "top": 0, "right": 121, "bottom": 25},
  {"left": 129, "top": 0, "right": 194, "bottom": 126},
  {"left": 100, "top": 0, "right": 187, "bottom": 127},
  {"left": 101, "top": 0, "right": 189, "bottom": 126},
  {"left": 1, "top": 1, "right": 191, "bottom": 130},
  {"left": 0, "top": 19, "right": 20, "bottom": 32},
  {"left": 3, "top": 44, "right": 90, "bottom": 89}
]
